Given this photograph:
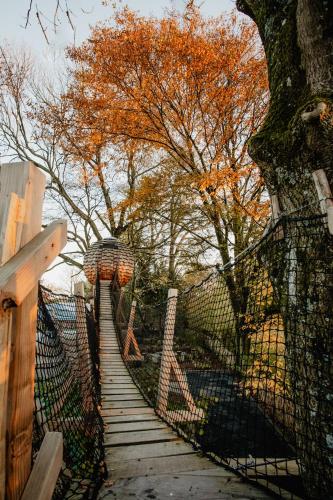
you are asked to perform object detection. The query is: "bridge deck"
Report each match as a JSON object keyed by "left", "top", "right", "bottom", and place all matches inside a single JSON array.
[{"left": 97, "top": 281, "right": 272, "bottom": 499}]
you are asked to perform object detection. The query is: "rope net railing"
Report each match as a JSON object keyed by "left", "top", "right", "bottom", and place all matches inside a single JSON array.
[
  {"left": 112, "top": 212, "right": 332, "bottom": 499},
  {"left": 34, "top": 285, "right": 105, "bottom": 499}
]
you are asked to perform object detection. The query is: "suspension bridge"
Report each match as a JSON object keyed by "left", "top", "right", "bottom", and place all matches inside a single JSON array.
[{"left": 0, "top": 162, "right": 332, "bottom": 499}]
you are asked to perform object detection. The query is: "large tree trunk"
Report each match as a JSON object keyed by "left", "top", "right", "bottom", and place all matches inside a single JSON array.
[{"left": 236, "top": 1, "right": 333, "bottom": 497}]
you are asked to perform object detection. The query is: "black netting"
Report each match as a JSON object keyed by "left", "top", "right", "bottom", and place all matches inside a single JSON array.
[
  {"left": 112, "top": 213, "right": 333, "bottom": 499},
  {"left": 34, "top": 285, "right": 105, "bottom": 499}
]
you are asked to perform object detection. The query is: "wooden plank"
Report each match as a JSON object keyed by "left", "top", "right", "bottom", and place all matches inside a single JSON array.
[
  {"left": 101, "top": 367, "right": 128, "bottom": 372},
  {"left": 21, "top": 432, "right": 63, "bottom": 500},
  {"left": 102, "top": 394, "right": 144, "bottom": 401},
  {"left": 106, "top": 401, "right": 147, "bottom": 409},
  {"left": 105, "top": 428, "right": 177, "bottom": 447},
  {"left": 101, "top": 407, "right": 155, "bottom": 417},
  {"left": 0, "top": 220, "right": 67, "bottom": 307},
  {"left": 105, "top": 440, "right": 195, "bottom": 462},
  {"left": 103, "top": 389, "right": 141, "bottom": 395},
  {"left": 178, "top": 468, "right": 238, "bottom": 477},
  {"left": 102, "top": 473, "right": 272, "bottom": 499},
  {"left": 103, "top": 414, "right": 159, "bottom": 424},
  {"left": 107, "top": 454, "right": 224, "bottom": 481},
  {"left": 101, "top": 378, "right": 133, "bottom": 383},
  {"left": 102, "top": 384, "right": 135, "bottom": 390},
  {"left": 105, "top": 421, "right": 166, "bottom": 433}
]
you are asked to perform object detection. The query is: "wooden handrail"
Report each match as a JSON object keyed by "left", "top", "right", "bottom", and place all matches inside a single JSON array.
[
  {"left": 21, "top": 432, "right": 63, "bottom": 500},
  {"left": 0, "top": 219, "right": 67, "bottom": 309}
]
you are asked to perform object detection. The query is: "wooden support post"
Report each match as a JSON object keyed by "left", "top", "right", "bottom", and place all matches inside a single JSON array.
[
  {"left": 0, "top": 162, "right": 44, "bottom": 500},
  {"left": 312, "top": 169, "right": 333, "bottom": 235},
  {"left": 156, "top": 289, "right": 204, "bottom": 422},
  {"left": 0, "top": 162, "right": 67, "bottom": 500},
  {"left": 123, "top": 300, "right": 142, "bottom": 361},
  {"left": 21, "top": 432, "right": 63, "bottom": 500}
]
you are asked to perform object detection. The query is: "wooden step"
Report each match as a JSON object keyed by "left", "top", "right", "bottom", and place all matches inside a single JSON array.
[
  {"left": 105, "top": 420, "right": 166, "bottom": 434},
  {"left": 105, "top": 440, "right": 195, "bottom": 462},
  {"left": 105, "top": 454, "right": 228, "bottom": 481},
  {"left": 102, "top": 388, "right": 141, "bottom": 395},
  {"left": 101, "top": 407, "right": 155, "bottom": 417},
  {"left": 105, "top": 428, "right": 177, "bottom": 447},
  {"left": 103, "top": 414, "right": 159, "bottom": 424},
  {"left": 102, "top": 394, "right": 144, "bottom": 402},
  {"left": 103, "top": 401, "right": 147, "bottom": 409}
]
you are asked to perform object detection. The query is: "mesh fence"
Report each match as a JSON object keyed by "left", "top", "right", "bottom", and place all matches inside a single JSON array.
[
  {"left": 34, "top": 285, "right": 105, "bottom": 499},
  {"left": 113, "top": 213, "right": 333, "bottom": 499}
]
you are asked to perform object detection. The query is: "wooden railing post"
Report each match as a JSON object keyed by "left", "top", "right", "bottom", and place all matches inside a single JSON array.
[
  {"left": 0, "top": 162, "right": 45, "bottom": 500},
  {"left": 156, "top": 289, "right": 178, "bottom": 414},
  {"left": 156, "top": 289, "right": 204, "bottom": 422},
  {"left": 0, "top": 162, "right": 67, "bottom": 500},
  {"left": 123, "top": 300, "right": 142, "bottom": 361}
]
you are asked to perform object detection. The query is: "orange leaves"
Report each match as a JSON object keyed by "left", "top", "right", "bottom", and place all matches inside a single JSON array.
[
  {"left": 194, "top": 167, "right": 241, "bottom": 194},
  {"left": 65, "top": 8, "right": 268, "bottom": 164}
]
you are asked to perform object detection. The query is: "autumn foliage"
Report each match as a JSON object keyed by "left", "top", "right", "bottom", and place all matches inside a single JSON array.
[{"left": 63, "top": 9, "right": 268, "bottom": 263}]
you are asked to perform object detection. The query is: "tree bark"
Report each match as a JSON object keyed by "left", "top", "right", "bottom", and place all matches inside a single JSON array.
[{"left": 237, "top": 1, "right": 333, "bottom": 497}]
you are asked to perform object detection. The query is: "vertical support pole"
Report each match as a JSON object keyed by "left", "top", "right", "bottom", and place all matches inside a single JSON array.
[
  {"left": 123, "top": 301, "right": 142, "bottom": 360},
  {"left": 0, "top": 162, "right": 46, "bottom": 500},
  {"left": 156, "top": 289, "right": 178, "bottom": 415}
]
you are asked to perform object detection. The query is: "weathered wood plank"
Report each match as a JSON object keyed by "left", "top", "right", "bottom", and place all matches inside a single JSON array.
[
  {"left": 101, "top": 407, "right": 155, "bottom": 417},
  {"left": 103, "top": 414, "right": 159, "bottom": 424},
  {"left": 21, "top": 432, "right": 63, "bottom": 500},
  {"left": 105, "top": 440, "right": 195, "bottom": 462},
  {"left": 102, "top": 384, "right": 136, "bottom": 390},
  {"left": 101, "top": 473, "right": 272, "bottom": 499},
  {"left": 0, "top": 220, "right": 67, "bottom": 307},
  {"left": 105, "top": 401, "right": 147, "bottom": 409},
  {"left": 105, "top": 421, "right": 166, "bottom": 434},
  {"left": 105, "top": 429, "right": 177, "bottom": 447},
  {"left": 106, "top": 454, "right": 225, "bottom": 481},
  {"left": 103, "top": 388, "right": 141, "bottom": 395},
  {"left": 101, "top": 377, "right": 132, "bottom": 382},
  {"left": 102, "top": 394, "right": 144, "bottom": 401}
]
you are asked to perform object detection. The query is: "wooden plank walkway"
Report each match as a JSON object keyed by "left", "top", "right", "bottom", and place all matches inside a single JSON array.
[{"left": 97, "top": 281, "right": 272, "bottom": 500}]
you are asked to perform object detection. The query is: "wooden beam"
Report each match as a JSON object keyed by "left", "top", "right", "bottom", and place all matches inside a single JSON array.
[
  {"left": 0, "top": 219, "right": 67, "bottom": 308},
  {"left": 21, "top": 432, "right": 63, "bottom": 500},
  {"left": 0, "top": 162, "right": 46, "bottom": 499},
  {"left": 157, "top": 289, "right": 178, "bottom": 414},
  {"left": 123, "top": 300, "right": 143, "bottom": 361}
]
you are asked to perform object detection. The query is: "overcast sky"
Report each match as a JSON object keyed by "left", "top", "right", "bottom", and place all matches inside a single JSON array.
[{"left": 2, "top": 0, "right": 235, "bottom": 56}]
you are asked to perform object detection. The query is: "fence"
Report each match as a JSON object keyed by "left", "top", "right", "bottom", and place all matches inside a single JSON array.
[
  {"left": 34, "top": 284, "right": 105, "bottom": 499},
  {"left": 114, "top": 211, "right": 332, "bottom": 499}
]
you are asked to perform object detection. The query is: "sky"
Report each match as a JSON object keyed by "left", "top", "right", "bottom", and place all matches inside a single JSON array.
[
  {"left": 1, "top": 0, "right": 235, "bottom": 56},
  {"left": 0, "top": 0, "right": 236, "bottom": 290}
]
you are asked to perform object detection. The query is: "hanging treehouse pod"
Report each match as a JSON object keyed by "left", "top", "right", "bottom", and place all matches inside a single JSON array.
[{"left": 83, "top": 237, "right": 134, "bottom": 286}]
